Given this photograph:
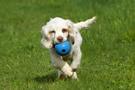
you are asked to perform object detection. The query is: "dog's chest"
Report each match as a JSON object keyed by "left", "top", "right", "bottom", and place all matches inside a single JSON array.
[{"left": 62, "top": 51, "right": 73, "bottom": 61}]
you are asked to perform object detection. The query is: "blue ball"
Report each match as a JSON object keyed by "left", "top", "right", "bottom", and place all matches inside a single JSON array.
[{"left": 55, "top": 41, "right": 71, "bottom": 56}]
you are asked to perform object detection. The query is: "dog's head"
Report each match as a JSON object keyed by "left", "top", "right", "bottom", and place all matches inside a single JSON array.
[{"left": 41, "top": 17, "right": 75, "bottom": 49}]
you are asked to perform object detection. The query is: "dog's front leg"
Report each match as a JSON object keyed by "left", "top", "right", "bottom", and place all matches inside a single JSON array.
[
  {"left": 52, "top": 57, "right": 73, "bottom": 77},
  {"left": 70, "top": 48, "right": 82, "bottom": 71},
  {"left": 69, "top": 49, "right": 81, "bottom": 79},
  {"left": 50, "top": 49, "right": 73, "bottom": 77}
]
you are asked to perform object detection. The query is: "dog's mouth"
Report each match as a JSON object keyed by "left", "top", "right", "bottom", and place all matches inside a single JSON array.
[
  {"left": 55, "top": 40, "right": 66, "bottom": 44},
  {"left": 53, "top": 40, "right": 66, "bottom": 48}
]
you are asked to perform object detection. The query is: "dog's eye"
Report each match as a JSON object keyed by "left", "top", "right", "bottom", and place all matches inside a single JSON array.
[
  {"left": 62, "top": 29, "right": 68, "bottom": 33},
  {"left": 49, "top": 31, "right": 55, "bottom": 34}
]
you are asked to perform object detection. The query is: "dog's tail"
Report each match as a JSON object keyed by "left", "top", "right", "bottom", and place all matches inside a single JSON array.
[{"left": 74, "top": 16, "right": 96, "bottom": 31}]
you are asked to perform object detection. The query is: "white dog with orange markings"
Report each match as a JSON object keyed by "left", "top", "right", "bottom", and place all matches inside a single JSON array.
[{"left": 41, "top": 17, "right": 96, "bottom": 79}]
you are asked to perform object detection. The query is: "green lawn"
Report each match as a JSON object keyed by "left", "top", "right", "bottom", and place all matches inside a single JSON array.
[{"left": 0, "top": 0, "right": 135, "bottom": 89}]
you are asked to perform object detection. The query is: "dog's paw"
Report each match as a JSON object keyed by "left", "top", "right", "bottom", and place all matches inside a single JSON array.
[
  {"left": 71, "top": 72, "right": 78, "bottom": 79},
  {"left": 61, "top": 63, "right": 74, "bottom": 77},
  {"left": 64, "top": 70, "right": 74, "bottom": 77}
]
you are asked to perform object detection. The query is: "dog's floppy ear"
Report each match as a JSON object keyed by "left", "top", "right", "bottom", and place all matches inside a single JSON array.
[
  {"left": 66, "top": 20, "right": 75, "bottom": 45},
  {"left": 41, "top": 26, "right": 53, "bottom": 49}
]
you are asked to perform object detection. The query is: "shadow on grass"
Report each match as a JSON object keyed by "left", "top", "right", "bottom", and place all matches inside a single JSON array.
[{"left": 34, "top": 72, "right": 57, "bottom": 84}]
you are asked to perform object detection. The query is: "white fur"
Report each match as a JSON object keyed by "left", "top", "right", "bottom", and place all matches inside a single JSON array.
[{"left": 41, "top": 17, "right": 96, "bottom": 79}]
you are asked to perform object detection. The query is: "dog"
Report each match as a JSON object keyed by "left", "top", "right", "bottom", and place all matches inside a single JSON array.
[{"left": 41, "top": 17, "right": 96, "bottom": 79}]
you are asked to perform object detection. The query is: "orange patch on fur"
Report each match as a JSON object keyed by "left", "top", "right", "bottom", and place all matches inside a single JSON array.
[{"left": 59, "top": 74, "right": 67, "bottom": 79}]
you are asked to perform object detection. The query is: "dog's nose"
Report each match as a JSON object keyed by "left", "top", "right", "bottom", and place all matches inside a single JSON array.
[{"left": 57, "top": 36, "right": 63, "bottom": 42}]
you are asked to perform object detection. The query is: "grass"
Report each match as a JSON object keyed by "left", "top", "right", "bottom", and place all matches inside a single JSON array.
[{"left": 0, "top": 0, "right": 135, "bottom": 89}]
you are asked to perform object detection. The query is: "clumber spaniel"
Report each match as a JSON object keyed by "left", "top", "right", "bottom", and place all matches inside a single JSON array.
[{"left": 41, "top": 17, "right": 96, "bottom": 79}]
